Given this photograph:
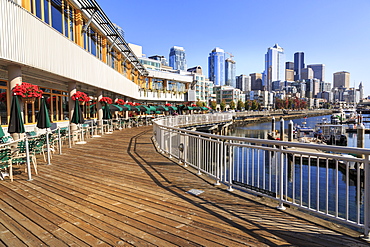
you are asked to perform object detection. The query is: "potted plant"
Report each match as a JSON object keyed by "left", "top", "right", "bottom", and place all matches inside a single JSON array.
[
  {"left": 12, "top": 82, "right": 43, "bottom": 103},
  {"left": 71, "top": 91, "right": 90, "bottom": 104}
]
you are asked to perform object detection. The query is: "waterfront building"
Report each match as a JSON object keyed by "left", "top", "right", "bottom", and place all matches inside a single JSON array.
[
  {"left": 250, "top": 73, "right": 263, "bottom": 90},
  {"left": 148, "top": 55, "right": 168, "bottom": 66},
  {"left": 0, "top": 0, "right": 191, "bottom": 131},
  {"left": 236, "top": 74, "right": 251, "bottom": 92},
  {"left": 264, "top": 44, "right": 285, "bottom": 92},
  {"left": 285, "top": 62, "right": 295, "bottom": 81},
  {"left": 225, "top": 58, "right": 236, "bottom": 87},
  {"left": 301, "top": 68, "right": 314, "bottom": 80},
  {"left": 169, "top": 46, "right": 187, "bottom": 71},
  {"left": 294, "top": 52, "right": 305, "bottom": 81},
  {"left": 214, "top": 85, "right": 242, "bottom": 105},
  {"left": 333, "top": 71, "right": 350, "bottom": 88},
  {"left": 187, "top": 66, "right": 213, "bottom": 104},
  {"left": 307, "top": 64, "right": 325, "bottom": 82},
  {"left": 208, "top": 48, "right": 225, "bottom": 86}
]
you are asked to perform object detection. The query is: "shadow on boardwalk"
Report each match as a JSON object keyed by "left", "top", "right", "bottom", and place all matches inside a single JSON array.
[{"left": 0, "top": 126, "right": 368, "bottom": 246}]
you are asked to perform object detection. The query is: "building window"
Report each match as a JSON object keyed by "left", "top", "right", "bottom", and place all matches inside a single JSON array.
[
  {"left": 51, "top": 0, "right": 63, "bottom": 33},
  {"left": 0, "top": 81, "right": 7, "bottom": 125},
  {"left": 40, "top": 87, "right": 68, "bottom": 123}
]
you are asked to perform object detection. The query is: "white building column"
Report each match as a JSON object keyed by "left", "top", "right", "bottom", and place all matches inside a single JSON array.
[
  {"left": 97, "top": 89, "right": 103, "bottom": 126},
  {"left": 68, "top": 82, "right": 77, "bottom": 120}
]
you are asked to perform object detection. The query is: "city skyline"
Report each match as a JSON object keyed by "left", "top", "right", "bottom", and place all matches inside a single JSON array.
[{"left": 99, "top": 0, "right": 370, "bottom": 96}]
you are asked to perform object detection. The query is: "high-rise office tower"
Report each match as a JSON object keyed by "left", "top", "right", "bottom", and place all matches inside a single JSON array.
[
  {"left": 264, "top": 44, "right": 285, "bottom": 91},
  {"left": 301, "top": 68, "right": 314, "bottom": 80},
  {"left": 294, "top": 52, "right": 305, "bottom": 81},
  {"left": 307, "top": 64, "right": 325, "bottom": 82},
  {"left": 236, "top": 74, "right": 251, "bottom": 91},
  {"left": 250, "top": 73, "right": 263, "bottom": 90},
  {"left": 169, "top": 46, "right": 186, "bottom": 70},
  {"left": 285, "top": 62, "right": 294, "bottom": 81},
  {"left": 225, "top": 57, "right": 236, "bottom": 87},
  {"left": 333, "top": 71, "right": 350, "bottom": 88},
  {"left": 208, "top": 47, "right": 225, "bottom": 86}
]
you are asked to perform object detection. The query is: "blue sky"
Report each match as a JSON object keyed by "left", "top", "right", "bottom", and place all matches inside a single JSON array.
[{"left": 99, "top": 0, "right": 370, "bottom": 96}]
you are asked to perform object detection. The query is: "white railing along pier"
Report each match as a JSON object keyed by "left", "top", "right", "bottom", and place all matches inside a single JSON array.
[{"left": 153, "top": 113, "right": 370, "bottom": 241}]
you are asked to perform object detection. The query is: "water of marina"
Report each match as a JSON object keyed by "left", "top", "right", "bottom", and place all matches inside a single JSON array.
[{"left": 229, "top": 114, "right": 370, "bottom": 223}]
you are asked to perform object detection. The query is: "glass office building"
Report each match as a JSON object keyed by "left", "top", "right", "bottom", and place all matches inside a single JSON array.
[
  {"left": 264, "top": 44, "right": 285, "bottom": 91},
  {"left": 169, "top": 46, "right": 187, "bottom": 71},
  {"left": 208, "top": 48, "right": 225, "bottom": 86}
]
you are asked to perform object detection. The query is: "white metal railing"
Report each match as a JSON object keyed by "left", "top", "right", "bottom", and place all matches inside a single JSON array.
[{"left": 153, "top": 113, "right": 370, "bottom": 240}]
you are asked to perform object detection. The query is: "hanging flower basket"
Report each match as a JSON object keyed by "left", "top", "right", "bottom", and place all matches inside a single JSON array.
[
  {"left": 99, "top": 97, "right": 113, "bottom": 104},
  {"left": 12, "top": 82, "right": 43, "bottom": 103},
  {"left": 71, "top": 91, "right": 90, "bottom": 103},
  {"left": 115, "top": 99, "right": 125, "bottom": 105}
]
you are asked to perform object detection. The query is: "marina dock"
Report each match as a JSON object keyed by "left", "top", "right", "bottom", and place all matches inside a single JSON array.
[{"left": 0, "top": 126, "right": 368, "bottom": 246}]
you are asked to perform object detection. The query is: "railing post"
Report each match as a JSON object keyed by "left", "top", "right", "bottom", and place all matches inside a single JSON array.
[
  {"left": 277, "top": 145, "right": 286, "bottom": 210},
  {"left": 169, "top": 129, "right": 172, "bottom": 158},
  {"left": 215, "top": 139, "right": 221, "bottom": 186},
  {"left": 363, "top": 154, "right": 370, "bottom": 241},
  {"left": 25, "top": 137, "right": 32, "bottom": 181},
  {"left": 197, "top": 135, "right": 201, "bottom": 175},
  {"left": 58, "top": 127, "right": 62, "bottom": 155},
  {"left": 227, "top": 142, "right": 233, "bottom": 191}
]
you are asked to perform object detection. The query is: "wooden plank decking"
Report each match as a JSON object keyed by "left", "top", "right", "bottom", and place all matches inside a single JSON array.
[{"left": 0, "top": 126, "right": 368, "bottom": 246}]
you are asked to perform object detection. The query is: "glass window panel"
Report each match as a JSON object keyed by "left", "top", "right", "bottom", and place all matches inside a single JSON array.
[
  {"left": 51, "top": 0, "right": 63, "bottom": 33},
  {"left": 44, "top": 0, "right": 50, "bottom": 24},
  {"left": 36, "top": 0, "right": 42, "bottom": 19}
]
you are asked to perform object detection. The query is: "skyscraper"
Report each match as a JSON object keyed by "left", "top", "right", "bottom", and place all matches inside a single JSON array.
[
  {"left": 236, "top": 74, "right": 251, "bottom": 91},
  {"left": 285, "top": 62, "right": 294, "bottom": 81},
  {"left": 225, "top": 57, "right": 236, "bottom": 87},
  {"left": 301, "top": 68, "right": 314, "bottom": 80},
  {"left": 264, "top": 44, "right": 285, "bottom": 91},
  {"left": 294, "top": 52, "right": 304, "bottom": 81},
  {"left": 208, "top": 47, "right": 225, "bottom": 86},
  {"left": 250, "top": 73, "right": 263, "bottom": 90},
  {"left": 169, "top": 46, "right": 186, "bottom": 70},
  {"left": 307, "top": 64, "right": 325, "bottom": 82},
  {"left": 333, "top": 71, "right": 350, "bottom": 88}
]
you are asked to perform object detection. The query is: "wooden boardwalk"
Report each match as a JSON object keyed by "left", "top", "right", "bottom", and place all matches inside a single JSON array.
[{"left": 0, "top": 126, "right": 368, "bottom": 246}]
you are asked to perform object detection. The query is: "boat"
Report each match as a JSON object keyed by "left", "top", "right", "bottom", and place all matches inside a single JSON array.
[
  {"left": 294, "top": 122, "right": 326, "bottom": 144},
  {"left": 343, "top": 108, "right": 358, "bottom": 124},
  {"left": 331, "top": 108, "right": 345, "bottom": 124},
  {"left": 315, "top": 123, "right": 347, "bottom": 146}
]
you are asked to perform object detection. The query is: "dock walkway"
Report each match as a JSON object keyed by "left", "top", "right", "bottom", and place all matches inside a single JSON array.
[{"left": 0, "top": 126, "right": 368, "bottom": 246}]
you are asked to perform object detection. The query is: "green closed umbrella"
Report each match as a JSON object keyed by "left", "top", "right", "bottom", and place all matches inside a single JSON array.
[
  {"left": 36, "top": 97, "right": 52, "bottom": 165},
  {"left": 103, "top": 104, "right": 112, "bottom": 119},
  {"left": 8, "top": 95, "right": 25, "bottom": 134},
  {"left": 135, "top": 105, "right": 150, "bottom": 112},
  {"left": 71, "top": 100, "right": 84, "bottom": 124},
  {"left": 36, "top": 97, "right": 51, "bottom": 129}
]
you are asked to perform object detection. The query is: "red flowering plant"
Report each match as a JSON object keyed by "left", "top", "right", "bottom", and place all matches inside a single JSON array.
[
  {"left": 0, "top": 92, "right": 6, "bottom": 103},
  {"left": 115, "top": 99, "right": 125, "bottom": 105},
  {"left": 165, "top": 103, "right": 172, "bottom": 107},
  {"left": 12, "top": 82, "right": 43, "bottom": 98},
  {"left": 99, "top": 97, "right": 113, "bottom": 104},
  {"left": 71, "top": 91, "right": 90, "bottom": 102}
]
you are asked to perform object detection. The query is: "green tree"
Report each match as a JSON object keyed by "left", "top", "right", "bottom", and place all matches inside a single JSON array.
[
  {"left": 220, "top": 100, "right": 226, "bottom": 111},
  {"left": 251, "top": 100, "right": 259, "bottom": 110},
  {"left": 196, "top": 100, "right": 203, "bottom": 107},
  {"left": 210, "top": 100, "right": 217, "bottom": 110},
  {"left": 237, "top": 100, "right": 244, "bottom": 111},
  {"left": 229, "top": 100, "right": 236, "bottom": 110},
  {"left": 244, "top": 100, "right": 251, "bottom": 110}
]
